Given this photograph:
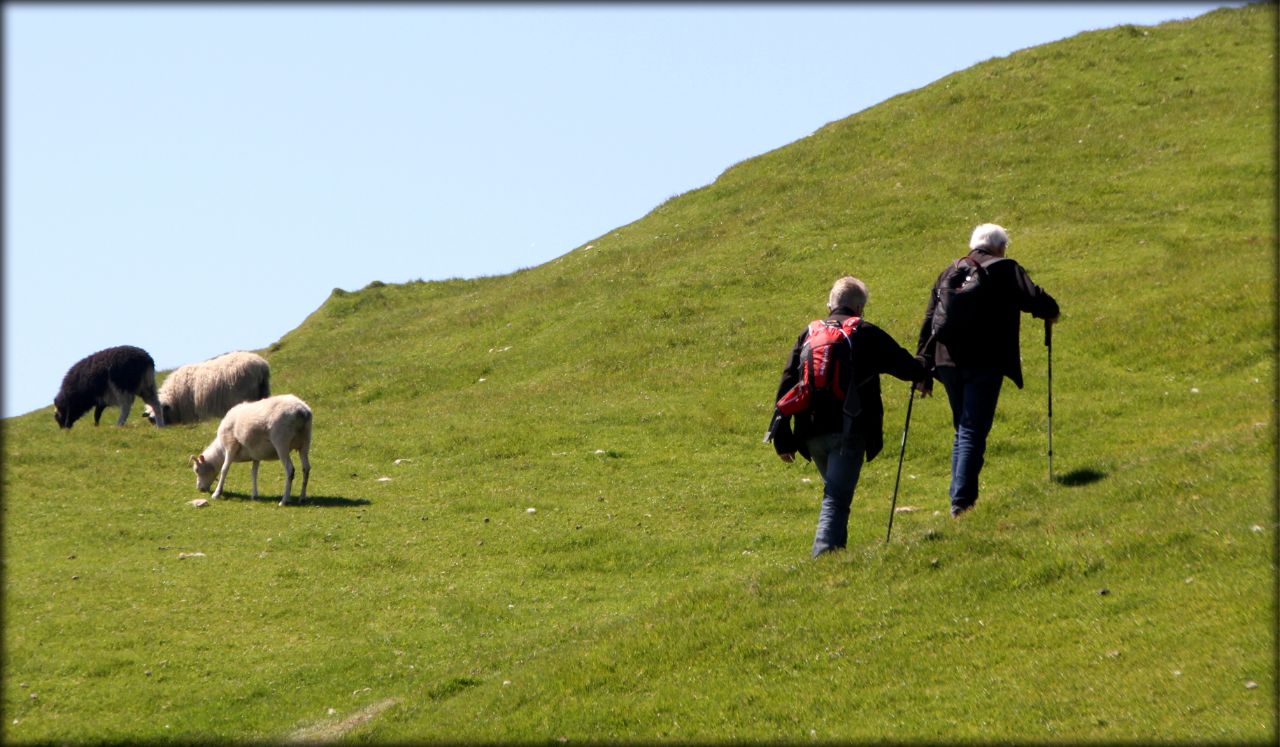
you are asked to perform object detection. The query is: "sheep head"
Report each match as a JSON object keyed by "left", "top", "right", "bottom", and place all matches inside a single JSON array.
[{"left": 191, "top": 453, "right": 219, "bottom": 492}]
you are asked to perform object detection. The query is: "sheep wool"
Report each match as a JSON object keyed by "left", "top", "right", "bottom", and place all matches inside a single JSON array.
[{"left": 150, "top": 351, "right": 270, "bottom": 424}]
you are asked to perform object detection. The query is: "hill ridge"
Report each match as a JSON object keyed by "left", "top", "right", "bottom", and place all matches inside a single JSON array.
[{"left": 3, "top": 4, "right": 1274, "bottom": 741}]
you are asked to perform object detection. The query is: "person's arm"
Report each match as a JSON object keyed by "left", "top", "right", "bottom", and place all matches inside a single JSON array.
[
  {"left": 917, "top": 277, "right": 941, "bottom": 357},
  {"left": 767, "top": 330, "right": 807, "bottom": 459},
  {"left": 914, "top": 272, "right": 943, "bottom": 398},
  {"left": 774, "top": 330, "right": 806, "bottom": 402},
  {"left": 871, "top": 325, "right": 930, "bottom": 383},
  {"left": 1011, "top": 262, "right": 1059, "bottom": 322}
]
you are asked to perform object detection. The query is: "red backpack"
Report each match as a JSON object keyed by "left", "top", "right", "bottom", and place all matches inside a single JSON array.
[{"left": 776, "top": 317, "right": 861, "bottom": 416}]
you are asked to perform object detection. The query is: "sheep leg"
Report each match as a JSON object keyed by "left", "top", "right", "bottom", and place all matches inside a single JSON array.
[
  {"left": 251, "top": 461, "right": 260, "bottom": 500},
  {"left": 271, "top": 432, "right": 297, "bottom": 506},
  {"left": 116, "top": 396, "right": 133, "bottom": 426},
  {"left": 93, "top": 403, "right": 106, "bottom": 426},
  {"left": 299, "top": 447, "right": 310, "bottom": 502},
  {"left": 145, "top": 395, "right": 165, "bottom": 427},
  {"left": 279, "top": 454, "right": 295, "bottom": 506},
  {"left": 211, "top": 443, "right": 238, "bottom": 500}
]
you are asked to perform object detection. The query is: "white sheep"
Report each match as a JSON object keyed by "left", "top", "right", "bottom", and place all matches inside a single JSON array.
[
  {"left": 146, "top": 351, "right": 270, "bottom": 425},
  {"left": 191, "top": 394, "right": 312, "bottom": 505}
]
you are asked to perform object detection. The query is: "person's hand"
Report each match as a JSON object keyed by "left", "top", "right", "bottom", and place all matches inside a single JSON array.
[
  {"left": 778, "top": 452, "right": 796, "bottom": 463},
  {"left": 915, "top": 380, "right": 933, "bottom": 398}
]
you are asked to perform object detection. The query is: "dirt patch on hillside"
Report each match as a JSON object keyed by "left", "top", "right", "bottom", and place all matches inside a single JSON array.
[{"left": 285, "top": 697, "right": 401, "bottom": 742}]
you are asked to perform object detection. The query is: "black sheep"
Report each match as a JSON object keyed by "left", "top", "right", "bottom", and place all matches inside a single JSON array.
[{"left": 53, "top": 345, "right": 165, "bottom": 428}]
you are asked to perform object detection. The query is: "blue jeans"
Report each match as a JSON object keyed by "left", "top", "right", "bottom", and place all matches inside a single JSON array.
[
  {"left": 807, "top": 432, "right": 866, "bottom": 558},
  {"left": 935, "top": 367, "right": 1003, "bottom": 515}
]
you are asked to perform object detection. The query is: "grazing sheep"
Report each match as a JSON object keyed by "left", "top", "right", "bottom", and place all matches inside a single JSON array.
[
  {"left": 54, "top": 345, "right": 165, "bottom": 429},
  {"left": 145, "top": 351, "right": 270, "bottom": 425},
  {"left": 191, "top": 394, "right": 312, "bottom": 505}
]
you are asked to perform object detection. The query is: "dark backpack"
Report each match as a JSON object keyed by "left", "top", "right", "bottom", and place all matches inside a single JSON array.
[
  {"left": 776, "top": 317, "right": 862, "bottom": 417},
  {"left": 930, "top": 255, "right": 1005, "bottom": 345}
]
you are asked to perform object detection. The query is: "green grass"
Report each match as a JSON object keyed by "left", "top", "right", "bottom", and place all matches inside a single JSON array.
[{"left": 3, "top": 5, "right": 1275, "bottom": 742}]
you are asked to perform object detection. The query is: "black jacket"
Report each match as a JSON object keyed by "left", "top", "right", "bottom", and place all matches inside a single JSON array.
[
  {"left": 917, "top": 249, "right": 1059, "bottom": 389},
  {"left": 769, "top": 310, "right": 928, "bottom": 462}
]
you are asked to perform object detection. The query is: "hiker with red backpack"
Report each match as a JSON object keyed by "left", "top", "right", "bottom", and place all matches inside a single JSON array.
[
  {"left": 767, "top": 276, "right": 930, "bottom": 559},
  {"left": 916, "top": 223, "right": 1060, "bottom": 518}
]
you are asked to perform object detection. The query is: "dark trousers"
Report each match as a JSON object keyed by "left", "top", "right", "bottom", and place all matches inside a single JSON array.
[
  {"left": 807, "top": 432, "right": 866, "bottom": 558},
  {"left": 935, "top": 366, "right": 1003, "bottom": 515}
]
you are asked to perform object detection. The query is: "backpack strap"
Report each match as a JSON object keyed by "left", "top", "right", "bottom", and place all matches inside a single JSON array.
[
  {"left": 954, "top": 255, "right": 985, "bottom": 275},
  {"left": 967, "top": 252, "right": 1008, "bottom": 271}
]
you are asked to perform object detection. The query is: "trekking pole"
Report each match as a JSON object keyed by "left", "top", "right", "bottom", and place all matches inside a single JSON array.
[
  {"left": 885, "top": 383, "right": 916, "bottom": 543},
  {"left": 1045, "top": 319, "right": 1054, "bottom": 483}
]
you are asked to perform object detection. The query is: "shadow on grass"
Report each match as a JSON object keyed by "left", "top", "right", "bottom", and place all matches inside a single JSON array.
[
  {"left": 1054, "top": 467, "right": 1106, "bottom": 487},
  {"left": 212, "top": 491, "right": 371, "bottom": 507}
]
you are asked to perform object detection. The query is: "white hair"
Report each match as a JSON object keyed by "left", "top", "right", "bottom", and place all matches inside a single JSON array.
[
  {"left": 970, "top": 223, "right": 1009, "bottom": 252},
  {"left": 827, "top": 276, "right": 868, "bottom": 313}
]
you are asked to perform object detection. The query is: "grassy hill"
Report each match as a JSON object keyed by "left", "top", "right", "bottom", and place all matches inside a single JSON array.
[{"left": 3, "top": 4, "right": 1274, "bottom": 742}]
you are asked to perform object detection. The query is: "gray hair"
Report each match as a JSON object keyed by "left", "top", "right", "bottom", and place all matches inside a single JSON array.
[
  {"left": 828, "top": 276, "right": 869, "bottom": 313},
  {"left": 970, "top": 223, "right": 1009, "bottom": 252}
]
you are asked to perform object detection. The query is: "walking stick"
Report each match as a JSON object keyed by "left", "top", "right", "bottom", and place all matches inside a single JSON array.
[
  {"left": 1045, "top": 320, "right": 1054, "bottom": 483},
  {"left": 885, "top": 383, "right": 916, "bottom": 543}
]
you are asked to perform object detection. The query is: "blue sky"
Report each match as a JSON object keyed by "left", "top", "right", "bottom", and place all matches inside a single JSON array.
[{"left": 4, "top": 3, "right": 1236, "bottom": 418}]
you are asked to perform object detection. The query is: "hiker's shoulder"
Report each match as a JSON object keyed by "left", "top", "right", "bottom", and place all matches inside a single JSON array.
[{"left": 852, "top": 318, "right": 890, "bottom": 339}]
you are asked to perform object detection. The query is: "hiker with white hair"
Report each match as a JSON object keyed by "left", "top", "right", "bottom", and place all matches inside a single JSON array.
[
  {"left": 916, "top": 223, "right": 1060, "bottom": 517},
  {"left": 767, "top": 276, "right": 929, "bottom": 558}
]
